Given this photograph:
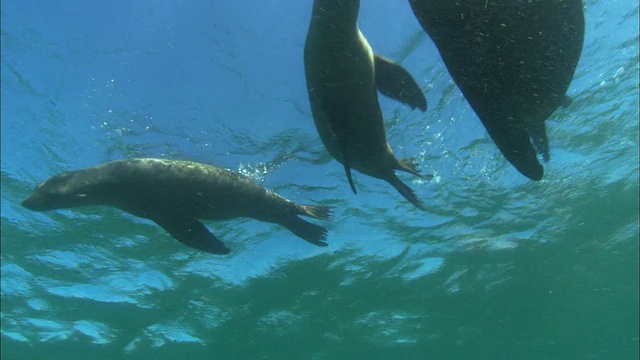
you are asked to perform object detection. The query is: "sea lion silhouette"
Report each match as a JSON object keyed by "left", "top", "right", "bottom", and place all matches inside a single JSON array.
[
  {"left": 21, "top": 158, "right": 333, "bottom": 255},
  {"left": 409, "top": 0, "right": 585, "bottom": 180},
  {"left": 304, "top": 0, "right": 432, "bottom": 210}
]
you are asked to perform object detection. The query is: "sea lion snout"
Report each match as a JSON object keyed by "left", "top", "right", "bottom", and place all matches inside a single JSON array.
[
  {"left": 21, "top": 189, "right": 66, "bottom": 211},
  {"left": 22, "top": 178, "right": 90, "bottom": 211},
  {"left": 21, "top": 196, "right": 35, "bottom": 209},
  {"left": 21, "top": 193, "right": 48, "bottom": 211}
]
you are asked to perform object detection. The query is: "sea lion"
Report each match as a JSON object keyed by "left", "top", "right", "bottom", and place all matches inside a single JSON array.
[
  {"left": 21, "top": 158, "right": 332, "bottom": 255},
  {"left": 408, "top": 0, "right": 585, "bottom": 180},
  {"left": 304, "top": 0, "right": 431, "bottom": 210}
]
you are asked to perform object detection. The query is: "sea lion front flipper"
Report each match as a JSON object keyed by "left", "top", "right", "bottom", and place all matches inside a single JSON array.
[
  {"left": 374, "top": 54, "right": 427, "bottom": 111},
  {"left": 152, "top": 216, "right": 231, "bottom": 255}
]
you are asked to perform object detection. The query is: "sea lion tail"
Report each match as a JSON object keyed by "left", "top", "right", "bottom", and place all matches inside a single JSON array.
[
  {"left": 396, "top": 158, "right": 434, "bottom": 180},
  {"left": 299, "top": 204, "right": 333, "bottom": 220},
  {"left": 282, "top": 216, "right": 329, "bottom": 247},
  {"left": 388, "top": 172, "right": 428, "bottom": 211}
]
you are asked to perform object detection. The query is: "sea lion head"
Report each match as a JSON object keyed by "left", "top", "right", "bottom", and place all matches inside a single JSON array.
[{"left": 22, "top": 170, "right": 97, "bottom": 211}]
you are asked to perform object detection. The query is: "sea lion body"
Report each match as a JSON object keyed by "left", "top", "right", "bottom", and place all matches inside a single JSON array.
[
  {"left": 305, "top": 18, "right": 386, "bottom": 176},
  {"left": 21, "top": 158, "right": 332, "bottom": 254},
  {"left": 408, "top": 0, "right": 584, "bottom": 180},
  {"left": 304, "top": 0, "right": 430, "bottom": 210}
]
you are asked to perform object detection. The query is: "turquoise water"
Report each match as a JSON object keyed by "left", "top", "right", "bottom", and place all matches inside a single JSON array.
[{"left": 2, "top": 1, "right": 638, "bottom": 359}]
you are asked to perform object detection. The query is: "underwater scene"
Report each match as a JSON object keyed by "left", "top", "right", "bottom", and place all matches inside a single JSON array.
[{"left": 1, "top": 0, "right": 638, "bottom": 359}]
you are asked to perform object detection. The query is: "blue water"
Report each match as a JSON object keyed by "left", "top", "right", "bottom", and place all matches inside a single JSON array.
[{"left": 1, "top": 1, "right": 638, "bottom": 359}]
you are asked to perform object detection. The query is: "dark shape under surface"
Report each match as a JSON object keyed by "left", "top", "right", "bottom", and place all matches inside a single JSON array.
[
  {"left": 21, "top": 158, "right": 333, "bottom": 254},
  {"left": 409, "top": 0, "right": 585, "bottom": 180},
  {"left": 304, "top": 0, "right": 431, "bottom": 210}
]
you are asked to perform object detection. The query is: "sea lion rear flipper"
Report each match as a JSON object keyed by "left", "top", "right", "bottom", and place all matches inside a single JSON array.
[
  {"left": 152, "top": 216, "right": 231, "bottom": 255},
  {"left": 281, "top": 216, "right": 329, "bottom": 248},
  {"left": 484, "top": 118, "right": 544, "bottom": 180},
  {"left": 527, "top": 121, "right": 551, "bottom": 162},
  {"left": 299, "top": 204, "right": 333, "bottom": 220},
  {"left": 526, "top": 94, "right": 572, "bottom": 163},
  {"left": 407, "top": 0, "right": 583, "bottom": 180},
  {"left": 344, "top": 164, "right": 357, "bottom": 194},
  {"left": 396, "top": 157, "right": 434, "bottom": 180},
  {"left": 387, "top": 172, "right": 427, "bottom": 211},
  {"left": 560, "top": 95, "right": 573, "bottom": 108},
  {"left": 332, "top": 122, "right": 357, "bottom": 194},
  {"left": 324, "top": 100, "right": 358, "bottom": 194},
  {"left": 374, "top": 54, "right": 427, "bottom": 111}
]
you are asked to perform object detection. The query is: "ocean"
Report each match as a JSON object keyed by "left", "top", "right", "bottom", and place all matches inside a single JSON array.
[{"left": 1, "top": 1, "right": 638, "bottom": 359}]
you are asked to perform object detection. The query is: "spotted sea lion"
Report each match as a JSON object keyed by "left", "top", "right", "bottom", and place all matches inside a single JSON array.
[
  {"left": 304, "top": 0, "right": 431, "bottom": 210},
  {"left": 21, "top": 158, "right": 333, "bottom": 255},
  {"left": 408, "top": 0, "right": 585, "bottom": 180}
]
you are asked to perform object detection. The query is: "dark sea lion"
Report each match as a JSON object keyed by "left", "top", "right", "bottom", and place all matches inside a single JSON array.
[
  {"left": 408, "top": 0, "right": 585, "bottom": 180},
  {"left": 21, "top": 158, "right": 333, "bottom": 255},
  {"left": 304, "top": 0, "right": 431, "bottom": 210}
]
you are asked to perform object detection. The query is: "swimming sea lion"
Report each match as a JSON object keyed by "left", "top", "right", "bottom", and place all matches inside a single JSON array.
[
  {"left": 21, "top": 158, "right": 333, "bottom": 255},
  {"left": 408, "top": 0, "right": 585, "bottom": 180},
  {"left": 304, "top": 0, "right": 431, "bottom": 210}
]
